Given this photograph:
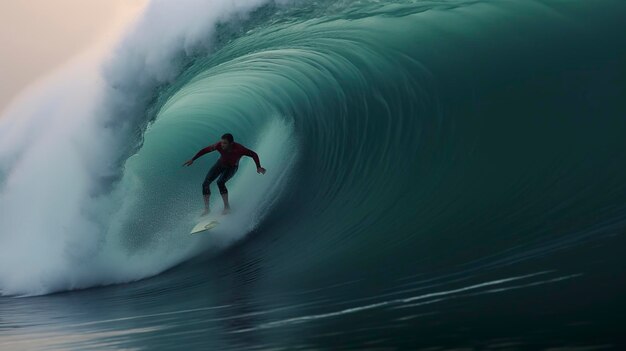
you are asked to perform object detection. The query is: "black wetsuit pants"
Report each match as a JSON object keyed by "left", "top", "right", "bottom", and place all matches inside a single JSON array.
[{"left": 203, "top": 161, "right": 238, "bottom": 195}]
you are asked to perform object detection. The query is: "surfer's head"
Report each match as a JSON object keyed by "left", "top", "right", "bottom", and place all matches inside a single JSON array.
[{"left": 221, "top": 133, "right": 234, "bottom": 149}]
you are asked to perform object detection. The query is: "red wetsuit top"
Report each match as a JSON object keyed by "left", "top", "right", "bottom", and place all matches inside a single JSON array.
[{"left": 192, "top": 141, "right": 261, "bottom": 168}]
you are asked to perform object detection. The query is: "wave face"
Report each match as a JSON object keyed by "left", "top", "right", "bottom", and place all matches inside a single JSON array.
[{"left": 1, "top": 0, "right": 626, "bottom": 347}]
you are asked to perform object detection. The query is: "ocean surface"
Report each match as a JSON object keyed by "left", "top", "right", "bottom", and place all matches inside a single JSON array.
[{"left": 1, "top": 0, "right": 626, "bottom": 349}]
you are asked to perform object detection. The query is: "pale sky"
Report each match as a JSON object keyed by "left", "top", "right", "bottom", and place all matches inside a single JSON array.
[{"left": 0, "top": 0, "right": 147, "bottom": 114}]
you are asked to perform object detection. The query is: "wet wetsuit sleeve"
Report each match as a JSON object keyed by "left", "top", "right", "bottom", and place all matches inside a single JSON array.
[
  {"left": 192, "top": 142, "right": 219, "bottom": 161},
  {"left": 243, "top": 146, "right": 261, "bottom": 168}
]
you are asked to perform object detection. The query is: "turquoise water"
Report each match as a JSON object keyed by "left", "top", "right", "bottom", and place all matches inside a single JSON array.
[{"left": 1, "top": 0, "right": 626, "bottom": 349}]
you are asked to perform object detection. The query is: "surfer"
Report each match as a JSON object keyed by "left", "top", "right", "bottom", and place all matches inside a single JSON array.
[{"left": 183, "top": 133, "right": 266, "bottom": 215}]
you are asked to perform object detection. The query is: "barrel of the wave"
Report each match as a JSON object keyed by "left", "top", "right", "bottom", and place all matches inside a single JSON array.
[{"left": 150, "top": 0, "right": 626, "bottom": 290}]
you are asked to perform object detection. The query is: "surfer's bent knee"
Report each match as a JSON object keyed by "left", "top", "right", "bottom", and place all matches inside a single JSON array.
[
  {"left": 217, "top": 181, "right": 228, "bottom": 194},
  {"left": 202, "top": 163, "right": 223, "bottom": 195},
  {"left": 202, "top": 181, "right": 211, "bottom": 195}
]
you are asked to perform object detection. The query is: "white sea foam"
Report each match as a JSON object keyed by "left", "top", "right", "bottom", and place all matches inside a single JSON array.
[{"left": 0, "top": 0, "right": 294, "bottom": 296}]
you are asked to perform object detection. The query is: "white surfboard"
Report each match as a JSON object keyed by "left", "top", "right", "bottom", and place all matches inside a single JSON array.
[{"left": 191, "top": 217, "right": 220, "bottom": 234}]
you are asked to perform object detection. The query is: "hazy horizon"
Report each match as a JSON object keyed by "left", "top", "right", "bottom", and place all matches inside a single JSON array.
[{"left": 0, "top": 0, "right": 147, "bottom": 115}]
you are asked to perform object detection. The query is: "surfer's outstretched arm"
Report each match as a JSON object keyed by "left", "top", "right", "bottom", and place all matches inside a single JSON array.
[
  {"left": 243, "top": 147, "right": 266, "bottom": 174},
  {"left": 192, "top": 143, "right": 219, "bottom": 160},
  {"left": 182, "top": 142, "right": 219, "bottom": 166}
]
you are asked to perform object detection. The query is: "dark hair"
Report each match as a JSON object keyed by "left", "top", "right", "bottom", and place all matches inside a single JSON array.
[{"left": 221, "top": 133, "right": 234, "bottom": 143}]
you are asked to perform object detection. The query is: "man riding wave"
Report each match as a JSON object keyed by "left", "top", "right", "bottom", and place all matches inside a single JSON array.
[{"left": 183, "top": 133, "right": 266, "bottom": 215}]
